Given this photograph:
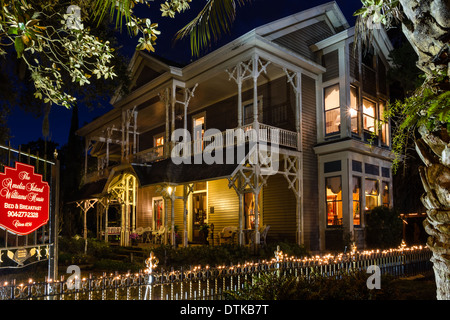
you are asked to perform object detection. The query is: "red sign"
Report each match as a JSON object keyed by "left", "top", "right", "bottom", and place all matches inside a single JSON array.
[{"left": 0, "top": 162, "right": 50, "bottom": 235}]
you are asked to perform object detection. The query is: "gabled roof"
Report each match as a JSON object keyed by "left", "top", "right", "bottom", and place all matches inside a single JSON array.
[
  {"left": 110, "top": 51, "right": 184, "bottom": 104},
  {"left": 255, "top": 1, "right": 349, "bottom": 39},
  {"left": 111, "top": 2, "right": 349, "bottom": 106}
]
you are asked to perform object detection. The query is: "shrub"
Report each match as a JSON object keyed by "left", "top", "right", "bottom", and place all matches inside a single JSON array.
[
  {"left": 365, "top": 206, "right": 403, "bottom": 249},
  {"left": 93, "top": 259, "right": 142, "bottom": 273},
  {"left": 224, "top": 270, "right": 398, "bottom": 300}
]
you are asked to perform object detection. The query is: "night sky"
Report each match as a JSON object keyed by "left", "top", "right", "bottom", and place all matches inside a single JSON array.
[{"left": 6, "top": 0, "right": 363, "bottom": 149}]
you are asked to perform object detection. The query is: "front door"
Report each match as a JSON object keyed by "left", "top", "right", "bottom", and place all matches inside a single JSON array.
[{"left": 192, "top": 192, "right": 207, "bottom": 242}]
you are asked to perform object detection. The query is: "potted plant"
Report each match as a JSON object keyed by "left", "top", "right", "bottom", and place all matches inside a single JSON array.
[{"left": 130, "top": 233, "right": 139, "bottom": 246}]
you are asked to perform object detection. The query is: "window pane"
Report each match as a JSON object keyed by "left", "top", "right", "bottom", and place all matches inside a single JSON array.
[
  {"left": 326, "top": 176, "right": 343, "bottom": 226},
  {"left": 325, "top": 108, "right": 340, "bottom": 135},
  {"left": 243, "top": 104, "right": 253, "bottom": 125},
  {"left": 382, "top": 181, "right": 390, "bottom": 207},
  {"left": 363, "top": 99, "right": 375, "bottom": 117},
  {"left": 155, "top": 136, "right": 164, "bottom": 146},
  {"left": 324, "top": 85, "right": 340, "bottom": 111},
  {"left": 350, "top": 86, "right": 359, "bottom": 134},
  {"left": 379, "top": 101, "right": 390, "bottom": 146},
  {"left": 353, "top": 176, "right": 361, "bottom": 226},
  {"left": 365, "top": 179, "right": 379, "bottom": 211},
  {"left": 363, "top": 99, "right": 376, "bottom": 132},
  {"left": 324, "top": 85, "right": 340, "bottom": 135}
]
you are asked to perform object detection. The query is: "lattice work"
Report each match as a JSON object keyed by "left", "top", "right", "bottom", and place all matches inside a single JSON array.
[
  {"left": 76, "top": 198, "right": 98, "bottom": 214},
  {"left": 226, "top": 56, "right": 271, "bottom": 84},
  {"left": 108, "top": 174, "right": 137, "bottom": 204},
  {"left": 280, "top": 154, "right": 301, "bottom": 198}
]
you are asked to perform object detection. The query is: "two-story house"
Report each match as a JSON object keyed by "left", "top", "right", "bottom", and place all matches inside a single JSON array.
[{"left": 75, "top": 1, "right": 394, "bottom": 251}]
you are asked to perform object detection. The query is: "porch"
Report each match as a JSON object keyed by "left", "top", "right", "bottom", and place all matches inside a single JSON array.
[{"left": 74, "top": 148, "right": 302, "bottom": 249}]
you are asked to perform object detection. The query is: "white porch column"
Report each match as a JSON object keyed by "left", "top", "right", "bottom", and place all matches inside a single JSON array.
[
  {"left": 160, "top": 88, "right": 170, "bottom": 158},
  {"left": 171, "top": 193, "right": 175, "bottom": 247},
  {"left": 164, "top": 198, "right": 168, "bottom": 245},
  {"left": 105, "top": 202, "right": 109, "bottom": 243},
  {"left": 133, "top": 109, "right": 138, "bottom": 155},
  {"left": 237, "top": 66, "right": 243, "bottom": 127},
  {"left": 121, "top": 110, "right": 125, "bottom": 162},
  {"left": 252, "top": 54, "right": 260, "bottom": 128},
  {"left": 253, "top": 165, "right": 261, "bottom": 245},
  {"left": 238, "top": 178, "right": 244, "bottom": 245},
  {"left": 183, "top": 185, "right": 188, "bottom": 247},
  {"left": 339, "top": 44, "right": 351, "bottom": 139}
]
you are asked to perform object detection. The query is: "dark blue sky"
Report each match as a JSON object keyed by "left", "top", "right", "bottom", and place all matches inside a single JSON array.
[{"left": 6, "top": 0, "right": 363, "bottom": 149}]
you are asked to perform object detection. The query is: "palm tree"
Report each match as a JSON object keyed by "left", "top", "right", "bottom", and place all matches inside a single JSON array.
[
  {"left": 354, "top": 0, "right": 450, "bottom": 300},
  {"left": 173, "top": 0, "right": 252, "bottom": 56}
]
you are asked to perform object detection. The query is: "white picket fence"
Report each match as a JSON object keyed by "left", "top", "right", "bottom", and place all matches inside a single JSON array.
[{"left": 0, "top": 245, "right": 431, "bottom": 300}]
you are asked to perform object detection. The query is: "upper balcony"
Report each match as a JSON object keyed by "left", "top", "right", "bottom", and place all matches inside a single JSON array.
[{"left": 134, "top": 122, "right": 299, "bottom": 165}]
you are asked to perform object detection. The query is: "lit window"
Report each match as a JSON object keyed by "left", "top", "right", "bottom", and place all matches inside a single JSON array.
[
  {"left": 382, "top": 181, "right": 390, "bottom": 207},
  {"left": 365, "top": 179, "right": 379, "bottom": 211},
  {"left": 350, "top": 86, "right": 359, "bottom": 134},
  {"left": 379, "top": 101, "right": 390, "bottom": 146},
  {"left": 326, "top": 176, "right": 343, "bottom": 226},
  {"left": 363, "top": 99, "right": 376, "bottom": 133},
  {"left": 153, "top": 134, "right": 165, "bottom": 157},
  {"left": 352, "top": 176, "right": 361, "bottom": 226},
  {"left": 324, "top": 84, "right": 340, "bottom": 135}
]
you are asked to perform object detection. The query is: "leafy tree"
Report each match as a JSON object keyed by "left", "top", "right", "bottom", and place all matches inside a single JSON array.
[{"left": 354, "top": 0, "right": 450, "bottom": 300}]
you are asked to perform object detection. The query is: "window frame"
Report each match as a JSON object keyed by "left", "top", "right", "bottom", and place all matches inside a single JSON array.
[
  {"left": 379, "top": 100, "right": 390, "bottom": 147},
  {"left": 350, "top": 85, "right": 360, "bottom": 135},
  {"left": 364, "top": 178, "right": 379, "bottom": 212},
  {"left": 362, "top": 98, "right": 377, "bottom": 135},
  {"left": 324, "top": 84, "right": 341, "bottom": 137},
  {"left": 352, "top": 176, "right": 362, "bottom": 227},
  {"left": 382, "top": 181, "right": 390, "bottom": 207},
  {"left": 325, "top": 175, "right": 343, "bottom": 227}
]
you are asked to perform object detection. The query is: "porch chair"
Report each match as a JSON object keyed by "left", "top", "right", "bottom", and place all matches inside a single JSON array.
[
  {"left": 219, "top": 226, "right": 238, "bottom": 245},
  {"left": 153, "top": 226, "right": 165, "bottom": 244},
  {"left": 134, "top": 227, "right": 144, "bottom": 243},
  {"left": 142, "top": 227, "right": 153, "bottom": 243},
  {"left": 248, "top": 225, "right": 270, "bottom": 246}
]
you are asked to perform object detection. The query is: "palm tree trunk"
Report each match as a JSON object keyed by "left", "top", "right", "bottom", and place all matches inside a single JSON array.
[
  {"left": 398, "top": 0, "right": 450, "bottom": 300},
  {"left": 416, "top": 126, "right": 450, "bottom": 300}
]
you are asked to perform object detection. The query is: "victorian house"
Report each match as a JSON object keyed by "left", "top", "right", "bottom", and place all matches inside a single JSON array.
[{"left": 75, "top": 1, "right": 394, "bottom": 252}]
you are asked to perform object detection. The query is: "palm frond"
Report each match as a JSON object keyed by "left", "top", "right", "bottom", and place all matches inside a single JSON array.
[
  {"left": 174, "top": 0, "right": 251, "bottom": 57},
  {"left": 92, "top": 0, "right": 133, "bottom": 30}
]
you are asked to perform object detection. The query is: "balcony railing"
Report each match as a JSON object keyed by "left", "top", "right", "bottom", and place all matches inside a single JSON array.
[
  {"left": 133, "top": 145, "right": 165, "bottom": 164},
  {"left": 120, "top": 124, "right": 298, "bottom": 165},
  {"left": 169, "top": 123, "right": 299, "bottom": 161}
]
